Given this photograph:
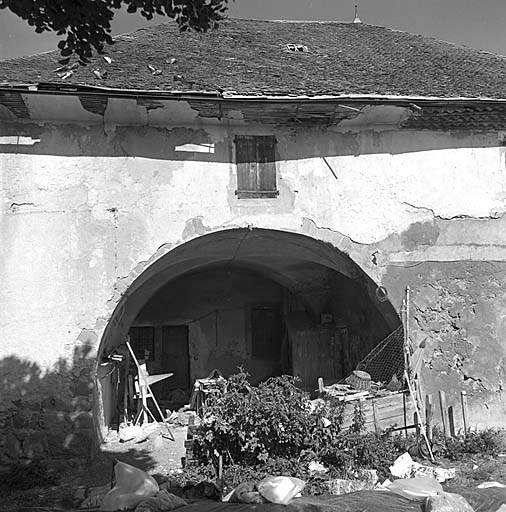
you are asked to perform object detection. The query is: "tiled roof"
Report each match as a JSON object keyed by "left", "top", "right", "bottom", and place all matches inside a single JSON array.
[{"left": 2, "top": 18, "right": 506, "bottom": 98}]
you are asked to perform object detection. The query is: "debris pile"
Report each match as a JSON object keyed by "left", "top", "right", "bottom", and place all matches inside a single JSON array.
[{"left": 319, "top": 372, "right": 405, "bottom": 402}]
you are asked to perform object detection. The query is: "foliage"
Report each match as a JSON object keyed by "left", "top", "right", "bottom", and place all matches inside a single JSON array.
[
  {"left": 350, "top": 401, "right": 366, "bottom": 433},
  {"left": 191, "top": 370, "right": 411, "bottom": 483},
  {"left": 318, "top": 430, "right": 411, "bottom": 479},
  {"left": 193, "top": 371, "right": 320, "bottom": 465},
  {"left": 0, "top": 0, "right": 233, "bottom": 62},
  {"left": 433, "top": 428, "right": 506, "bottom": 461}
]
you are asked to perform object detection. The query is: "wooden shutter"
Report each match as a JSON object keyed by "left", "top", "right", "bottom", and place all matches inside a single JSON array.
[
  {"left": 235, "top": 136, "right": 278, "bottom": 198},
  {"left": 256, "top": 136, "right": 277, "bottom": 192}
]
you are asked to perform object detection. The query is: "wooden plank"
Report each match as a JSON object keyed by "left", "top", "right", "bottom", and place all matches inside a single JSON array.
[
  {"left": 410, "top": 348, "right": 425, "bottom": 379},
  {"left": 339, "top": 391, "right": 415, "bottom": 432},
  {"left": 256, "top": 136, "right": 276, "bottom": 192},
  {"left": 439, "top": 390, "right": 449, "bottom": 437},
  {"left": 235, "top": 136, "right": 258, "bottom": 192},
  {"left": 461, "top": 391, "right": 468, "bottom": 433},
  {"left": 448, "top": 405, "right": 456, "bottom": 437},
  {"left": 123, "top": 348, "right": 130, "bottom": 422},
  {"left": 426, "top": 394, "right": 434, "bottom": 441},
  {"left": 403, "top": 392, "right": 408, "bottom": 436},
  {"left": 372, "top": 399, "right": 380, "bottom": 434}
]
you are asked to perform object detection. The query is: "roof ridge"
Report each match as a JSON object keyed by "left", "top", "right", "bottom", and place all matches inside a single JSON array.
[{"left": 227, "top": 17, "right": 363, "bottom": 24}]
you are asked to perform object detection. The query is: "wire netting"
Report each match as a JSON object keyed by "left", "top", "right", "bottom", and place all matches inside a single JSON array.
[{"left": 355, "top": 324, "right": 405, "bottom": 385}]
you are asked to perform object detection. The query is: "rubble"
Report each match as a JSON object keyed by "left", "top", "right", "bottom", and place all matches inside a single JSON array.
[{"left": 389, "top": 452, "right": 456, "bottom": 483}]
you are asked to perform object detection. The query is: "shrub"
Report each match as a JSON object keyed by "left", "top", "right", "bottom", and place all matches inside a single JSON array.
[
  {"left": 318, "top": 430, "right": 411, "bottom": 479},
  {"left": 433, "top": 428, "right": 506, "bottom": 461},
  {"left": 191, "top": 370, "right": 409, "bottom": 480},
  {"left": 193, "top": 371, "right": 319, "bottom": 465}
]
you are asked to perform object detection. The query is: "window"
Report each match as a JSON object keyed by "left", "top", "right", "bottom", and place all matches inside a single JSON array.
[
  {"left": 129, "top": 326, "right": 155, "bottom": 361},
  {"left": 235, "top": 135, "right": 278, "bottom": 199}
]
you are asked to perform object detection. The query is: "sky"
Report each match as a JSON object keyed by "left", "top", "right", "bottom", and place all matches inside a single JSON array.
[{"left": 1, "top": 0, "right": 506, "bottom": 60}]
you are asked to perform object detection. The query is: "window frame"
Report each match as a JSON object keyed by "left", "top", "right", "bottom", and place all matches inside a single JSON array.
[
  {"left": 128, "top": 325, "right": 156, "bottom": 362},
  {"left": 234, "top": 135, "right": 279, "bottom": 199}
]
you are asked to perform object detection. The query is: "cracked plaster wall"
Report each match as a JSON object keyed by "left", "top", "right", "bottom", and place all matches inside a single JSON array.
[
  {"left": 2, "top": 117, "right": 506, "bottom": 460},
  {"left": 384, "top": 262, "right": 506, "bottom": 429}
]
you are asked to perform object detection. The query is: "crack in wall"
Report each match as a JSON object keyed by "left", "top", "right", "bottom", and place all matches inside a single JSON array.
[
  {"left": 106, "top": 207, "right": 119, "bottom": 282},
  {"left": 402, "top": 201, "right": 506, "bottom": 221},
  {"left": 7, "top": 202, "right": 35, "bottom": 213},
  {"left": 301, "top": 217, "right": 365, "bottom": 247}
]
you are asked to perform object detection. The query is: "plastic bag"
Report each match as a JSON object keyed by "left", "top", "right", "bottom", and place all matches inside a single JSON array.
[
  {"left": 229, "top": 481, "right": 266, "bottom": 504},
  {"left": 257, "top": 476, "right": 305, "bottom": 505},
  {"left": 425, "top": 491, "right": 475, "bottom": 512},
  {"left": 100, "top": 461, "right": 159, "bottom": 511},
  {"left": 389, "top": 452, "right": 455, "bottom": 483},
  {"left": 386, "top": 477, "right": 443, "bottom": 501}
]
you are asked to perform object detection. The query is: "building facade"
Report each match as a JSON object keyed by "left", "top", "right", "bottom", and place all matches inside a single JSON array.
[{"left": 2, "top": 19, "right": 506, "bottom": 462}]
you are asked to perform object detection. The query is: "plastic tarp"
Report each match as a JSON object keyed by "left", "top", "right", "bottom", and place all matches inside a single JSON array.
[
  {"left": 177, "top": 492, "right": 423, "bottom": 512},
  {"left": 447, "top": 486, "right": 506, "bottom": 512},
  {"left": 175, "top": 486, "right": 506, "bottom": 512}
]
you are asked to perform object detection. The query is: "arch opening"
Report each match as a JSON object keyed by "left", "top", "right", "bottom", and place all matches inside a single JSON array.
[{"left": 96, "top": 228, "right": 401, "bottom": 431}]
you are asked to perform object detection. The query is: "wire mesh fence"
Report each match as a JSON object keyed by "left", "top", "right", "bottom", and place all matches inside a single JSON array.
[{"left": 355, "top": 324, "right": 405, "bottom": 384}]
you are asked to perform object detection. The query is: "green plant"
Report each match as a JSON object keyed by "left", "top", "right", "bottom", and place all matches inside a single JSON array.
[
  {"left": 193, "top": 370, "right": 319, "bottom": 465},
  {"left": 433, "top": 428, "right": 506, "bottom": 461},
  {"left": 350, "top": 401, "right": 366, "bottom": 433},
  {"left": 191, "top": 370, "right": 413, "bottom": 485},
  {"left": 318, "top": 430, "right": 409, "bottom": 479}
]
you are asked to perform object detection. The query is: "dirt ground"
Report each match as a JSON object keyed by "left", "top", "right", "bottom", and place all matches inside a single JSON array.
[
  {"left": 0, "top": 422, "right": 188, "bottom": 511},
  {"left": 3, "top": 431, "right": 506, "bottom": 510}
]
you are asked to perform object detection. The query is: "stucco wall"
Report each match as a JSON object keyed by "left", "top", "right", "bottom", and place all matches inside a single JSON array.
[{"left": 2, "top": 101, "right": 506, "bottom": 460}]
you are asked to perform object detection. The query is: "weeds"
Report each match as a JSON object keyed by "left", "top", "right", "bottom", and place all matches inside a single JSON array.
[
  {"left": 185, "top": 371, "right": 506, "bottom": 494},
  {"left": 433, "top": 428, "right": 506, "bottom": 461}
]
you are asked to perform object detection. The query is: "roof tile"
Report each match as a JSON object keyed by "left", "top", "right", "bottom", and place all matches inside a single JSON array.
[{"left": 2, "top": 19, "right": 506, "bottom": 98}]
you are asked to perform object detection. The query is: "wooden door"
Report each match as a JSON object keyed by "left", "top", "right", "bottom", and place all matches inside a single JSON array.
[
  {"left": 160, "top": 325, "right": 190, "bottom": 391},
  {"left": 251, "top": 306, "right": 282, "bottom": 359},
  {"left": 292, "top": 326, "right": 348, "bottom": 393}
]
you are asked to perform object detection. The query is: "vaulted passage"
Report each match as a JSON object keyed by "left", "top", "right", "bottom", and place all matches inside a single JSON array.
[{"left": 97, "top": 229, "right": 401, "bottom": 430}]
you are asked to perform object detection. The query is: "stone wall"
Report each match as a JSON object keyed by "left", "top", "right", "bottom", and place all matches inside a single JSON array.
[{"left": 0, "top": 343, "right": 95, "bottom": 466}]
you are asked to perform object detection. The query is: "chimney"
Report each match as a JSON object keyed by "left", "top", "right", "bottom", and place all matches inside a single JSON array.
[{"left": 353, "top": 4, "right": 362, "bottom": 23}]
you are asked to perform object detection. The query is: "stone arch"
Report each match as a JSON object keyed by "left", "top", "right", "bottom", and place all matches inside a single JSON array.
[{"left": 94, "top": 227, "right": 401, "bottom": 436}]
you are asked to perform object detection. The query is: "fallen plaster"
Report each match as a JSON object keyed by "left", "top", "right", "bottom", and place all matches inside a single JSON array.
[{"left": 182, "top": 217, "right": 210, "bottom": 240}]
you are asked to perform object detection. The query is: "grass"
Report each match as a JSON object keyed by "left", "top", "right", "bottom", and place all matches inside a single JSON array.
[{"left": 3, "top": 428, "right": 506, "bottom": 510}]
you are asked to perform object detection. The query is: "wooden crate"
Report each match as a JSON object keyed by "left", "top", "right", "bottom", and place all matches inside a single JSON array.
[{"left": 339, "top": 391, "right": 416, "bottom": 433}]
